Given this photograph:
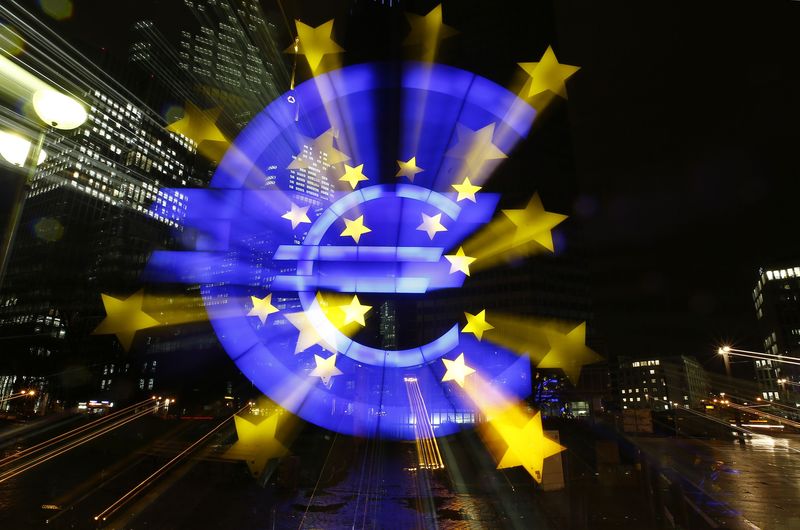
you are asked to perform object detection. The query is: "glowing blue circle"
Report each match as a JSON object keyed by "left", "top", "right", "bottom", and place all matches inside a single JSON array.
[{"left": 196, "top": 62, "right": 536, "bottom": 439}]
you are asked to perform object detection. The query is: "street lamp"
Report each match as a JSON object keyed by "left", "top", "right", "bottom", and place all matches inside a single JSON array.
[
  {"left": 0, "top": 55, "right": 88, "bottom": 286},
  {"left": 716, "top": 347, "right": 745, "bottom": 445},
  {"left": 718, "top": 345, "right": 733, "bottom": 377}
]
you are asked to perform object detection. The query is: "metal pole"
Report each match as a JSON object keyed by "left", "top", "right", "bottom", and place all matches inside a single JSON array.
[
  {"left": 0, "top": 130, "right": 45, "bottom": 289},
  {"left": 722, "top": 352, "right": 746, "bottom": 446}
]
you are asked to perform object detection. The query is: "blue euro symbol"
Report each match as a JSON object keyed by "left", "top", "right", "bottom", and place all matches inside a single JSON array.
[{"left": 271, "top": 184, "right": 495, "bottom": 294}]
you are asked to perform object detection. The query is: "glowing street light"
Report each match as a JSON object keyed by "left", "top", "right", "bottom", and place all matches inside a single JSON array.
[
  {"left": 31, "top": 88, "right": 87, "bottom": 130},
  {"left": 0, "top": 54, "right": 88, "bottom": 286}
]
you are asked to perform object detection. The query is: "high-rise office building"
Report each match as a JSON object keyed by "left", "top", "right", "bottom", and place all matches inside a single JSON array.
[
  {"left": 752, "top": 264, "right": 800, "bottom": 404},
  {"left": 0, "top": 87, "right": 199, "bottom": 409},
  {"left": 130, "top": 0, "right": 287, "bottom": 132}
]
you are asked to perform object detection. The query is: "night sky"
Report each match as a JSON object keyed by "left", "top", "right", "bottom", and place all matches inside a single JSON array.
[{"left": 7, "top": 0, "right": 800, "bottom": 369}]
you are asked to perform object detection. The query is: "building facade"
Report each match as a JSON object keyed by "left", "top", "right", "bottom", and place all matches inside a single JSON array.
[
  {"left": 130, "top": 0, "right": 287, "bottom": 132},
  {"left": 616, "top": 355, "right": 709, "bottom": 411},
  {"left": 0, "top": 87, "right": 200, "bottom": 410},
  {"left": 752, "top": 264, "right": 800, "bottom": 404}
]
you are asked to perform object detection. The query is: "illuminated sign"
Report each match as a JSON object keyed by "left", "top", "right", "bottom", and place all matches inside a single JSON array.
[{"left": 146, "top": 62, "right": 536, "bottom": 439}]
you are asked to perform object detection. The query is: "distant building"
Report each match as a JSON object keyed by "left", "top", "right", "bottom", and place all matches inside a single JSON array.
[
  {"left": 616, "top": 355, "right": 709, "bottom": 411},
  {"left": 752, "top": 264, "right": 800, "bottom": 403}
]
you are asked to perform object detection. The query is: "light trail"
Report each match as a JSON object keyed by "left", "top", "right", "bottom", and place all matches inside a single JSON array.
[
  {"left": 0, "top": 397, "right": 155, "bottom": 464},
  {"left": 725, "top": 401, "right": 800, "bottom": 430},
  {"left": 0, "top": 390, "right": 34, "bottom": 404},
  {"left": 93, "top": 403, "right": 250, "bottom": 523},
  {"left": 404, "top": 377, "right": 444, "bottom": 470},
  {"left": 720, "top": 350, "right": 800, "bottom": 367},
  {"left": 0, "top": 403, "right": 161, "bottom": 483}
]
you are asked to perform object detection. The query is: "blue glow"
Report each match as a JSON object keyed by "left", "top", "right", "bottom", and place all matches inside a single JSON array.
[{"left": 146, "top": 62, "right": 536, "bottom": 439}]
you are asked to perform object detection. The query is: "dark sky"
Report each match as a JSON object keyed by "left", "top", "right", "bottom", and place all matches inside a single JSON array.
[{"left": 8, "top": 0, "right": 800, "bottom": 370}]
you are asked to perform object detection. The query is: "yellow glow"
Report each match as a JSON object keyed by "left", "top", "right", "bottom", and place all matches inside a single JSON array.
[
  {"left": 396, "top": 156, "right": 423, "bottom": 182},
  {"left": 32, "top": 89, "right": 87, "bottom": 130},
  {"left": 444, "top": 246, "right": 476, "bottom": 276},
  {"left": 247, "top": 294, "right": 279, "bottom": 324},
  {"left": 404, "top": 4, "right": 457, "bottom": 63},
  {"left": 339, "top": 163, "right": 369, "bottom": 189},
  {"left": 491, "top": 410, "right": 565, "bottom": 483},
  {"left": 445, "top": 123, "right": 507, "bottom": 185},
  {"left": 518, "top": 46, "right": 580, "bottom": 100},
  {"left": 337, "top": 295, "right": 371, "bottom": 326},
  {"left": 0, "top": 54, "right": 50, "bottom": 100},
  {"left": 461, "top": 193, "right": 567, "bottom": 272},
  {"left": 458, "top": 373, "right": 565, "bottom": 483},
  {"left": 0, "top": 131, "right": 45, "bottom": 166},
  {"left": 92, "top": 290, "right": 160, "bottom": 351},
  {"left": 40, "top": 0, "right": 74, "bottom": 21},
  {"left": 224, "top": 405, "right": 290, "bottom": 478},
  {"left": 461, "top": 310, "right": 494, "bottom": 341},
  {"left": 288, "top": 129, "right": 350, "bottom": 170},
  {"left": 482, "top": 314, "right": 602, "bottom": 385},
  {"left": 340, "top": 214, "right": 372, "bottom": 243},
  {"left": 451, "top": 176, "right": 482, "bottom": 203},
  {"left": 0, "top": 24, "right": 24, "bottom": 56},
  {"left": 284, "top": 301, "right": 338, "bottom": 354},
  {"left": 286, "top": 20, "right": 344, "bottom": 73},
  {"left": 315, "top": 292, "right": 361, "bottom": 337},
  {"left": 441, "top": 353, "right": 476, "bottom": 388},
  {"left": 166, "top": 102, "right": 227, "bottom": 161}
]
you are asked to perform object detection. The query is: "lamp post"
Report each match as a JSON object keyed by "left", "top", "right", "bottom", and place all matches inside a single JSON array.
[
  {"left": 718, "top": 346, "right": 746, "bottom": 445},
  {"left": 0, "top": 55, "right": 88, "bottom": 287}
]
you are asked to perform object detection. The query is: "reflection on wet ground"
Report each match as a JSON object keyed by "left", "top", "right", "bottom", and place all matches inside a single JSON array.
[
  {"left": 638, "top": 434, "right": 800, "bottom": 529},
  {"left": 2, "top": 415, "right": 799, "bottom": 529}
]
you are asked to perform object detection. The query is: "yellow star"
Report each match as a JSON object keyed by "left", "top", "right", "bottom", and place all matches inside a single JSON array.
[
  {"left": 416, "top": 212, "right": 447, "bottom": 240},
  {"left": 338, "top": 295, "right": 372, "bottom": 326},
  {"left": 286, "top": 19, "right": 344, "bottom": 72},
  {"left": 441, "top": 353, "right": 476, "bottom": 388},
  {"left": 281, "top": 203, "right": 311, "bottom": 229},
  {"left": 309, "top": 353, "right": 343, "bottom": 385},
  {"left": 224, "top": 411, "right": 287, "bottom": 478},
  {"left": 462, "top": 309, "right": 494, "bottom": 341},
  {"left": 340, "top": 215, "right": 372, "bottom": 243},
  {"left": 445, "top": 123, "right": 507, "bottom": 177},
  {"left": 93, "top": 290, "right": 160, "bottom": 351},
  {"left": 501, "top": 193, "right": 567, "bottom": 251},
  {"left": 493, "top": 411, "right": 565, "bottom": 483},
  {"left": 451, "top": 176, "right": 482, "bottom": 202},
  {"left": 396, "top": 156, "right": 423, "bottom": 182},
  {"left": 284, "top": 309, "right": 336, "bottom": 354},
  {"left": 404, "top": 4, "right": 457, "bottom": 60},
  {"left": 339, "top": 163, "right": 369, "bottom": 189},
  {"left": 537, "top": 322, "right": 602, "bottom": 385},
  {"left": 247, "top": 294, "right": 279, "bottom": 324},
  {"left": 518, "top": 45, "right": 580, "bottom": 99},
  {"left": 288, "top": 129, "right": 350, "bottom": 170},
  {"left": 444, "top": 247, "right": 476, "bottom": 276},
  {"left": 166, "top": 101, "right": 227, "bottom": 144}
]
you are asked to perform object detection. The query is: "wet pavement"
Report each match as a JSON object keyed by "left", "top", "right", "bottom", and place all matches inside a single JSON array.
[
  {"left": 2, "top": 415, "right": 799, "bottom": 529},
  {"left": 637, "top": 434, "right": 800, "bottom": 530}
]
